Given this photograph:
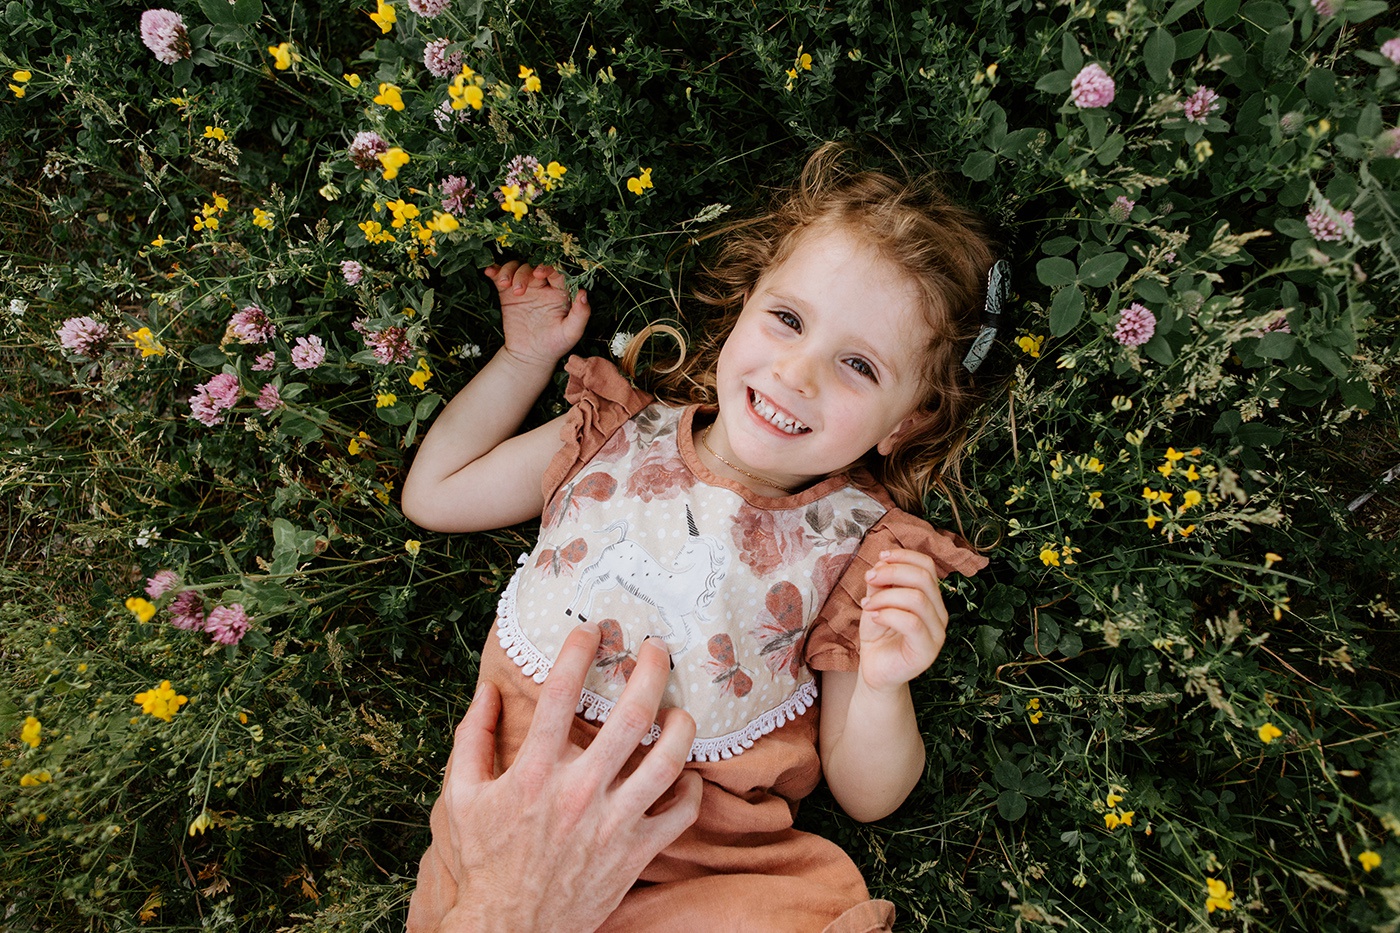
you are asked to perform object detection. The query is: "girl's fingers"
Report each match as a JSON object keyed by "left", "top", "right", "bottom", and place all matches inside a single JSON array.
[
  {"left": 863, "top": 606, "right": 939, "bottom": 657},
  {"left": 490, "top": 261, "right": 520, "bottom": 287},
  {"left": 511, "top": 263, "right": 534, "bottom": 293}
]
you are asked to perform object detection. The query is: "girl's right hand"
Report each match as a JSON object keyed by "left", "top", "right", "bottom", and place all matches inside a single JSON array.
[{"left": 486, "top": 261, "right": 590, "bottom": 367}]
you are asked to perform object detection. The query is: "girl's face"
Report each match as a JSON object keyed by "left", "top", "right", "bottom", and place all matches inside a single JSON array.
[{"left": 708, "top": 223, "right": 931, "bottom": 493}]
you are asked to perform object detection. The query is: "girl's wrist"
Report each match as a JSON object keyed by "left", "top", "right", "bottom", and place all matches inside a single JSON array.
[{"left": 854, "top": 668, "right": 912, "bottom": 703}]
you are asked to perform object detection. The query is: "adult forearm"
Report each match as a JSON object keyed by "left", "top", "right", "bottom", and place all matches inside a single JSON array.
[{"left": 823, "top": 680, "right": 925, "bottom": 823}]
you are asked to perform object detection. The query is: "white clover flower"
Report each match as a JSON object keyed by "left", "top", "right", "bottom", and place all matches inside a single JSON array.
[
  {"left": 610, "top": 332, "right": 633, "bottom": 357},
  {"left": 9, "top": 299, "right": 27, "bottom": 317},
  {"left": 455, "top": 343, "right": 483, "bottom": 359}
]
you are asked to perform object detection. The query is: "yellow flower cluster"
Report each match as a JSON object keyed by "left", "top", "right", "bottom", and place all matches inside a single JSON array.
[
  {"left": 1038, "top": 538, "right": 1080, "bottom": 567},
  {"left": 19, "top": 769, "right": 51, "bottom": 786},
  {"left": 348, "top": 430, "right": 371, "bottom": 455},
  {"left": 534, "top": 160, "right": 567, "bottom": 191},
  {"left": 127, "top": 326, "right": 167, "bottom": 358},
  {"left": 193, "top": 192, "right": 229, "bottom": 232},
  {"left": 1204, "top": 877, "right": 1234, "bottom": 913},
  {"left": 386, "top": 198, "right": 420, "bottom": 228},
  {"left": 203, "top": 125, "right": 227, "bottom": 141},
  {"left": 449, "top": 66, "right": 486, "bottom": 111},
  {"left": 1101, "top": 790, "right": 1134, "bottom": 830},
  {"left": 133, "top": 680, "right": 189, "bottom": 722},
  {"left": 1025, "top": 698, "right": 1043, "bottom": 724},
  {"left": 21, "top": 716, "right": 40, "bottom": 748},
  {"left": 1016, "top": 334, "right": 1044, "bottom": 358},
  {"left": 125, "top": 596, "right": 157, "bottom": 623},
  {"left": 379, "top": 147, "right": 410, "bottom": 180},
  {"left": 404, "top": 539, "right": 422, "bottom": 556},
  {"left": 409, "top": 358, "right": 433, "bottom": 389},
  {"left": 783, "top": 45, "right": 813, "bottom": 91},
  {"left": 376, "top": 392, "right": 397, "bottom": 408},
  {"left": 1141, "top": 446, "right": 1206, "bottom": 536},
  {"left": 9, "top": 69, "right": 31, "bottom": 98},
  {"left": 1257, "top": 721, "right": 1283, "bottom": 744},
  {"left": 519, "top": 65, "right": 542, "bottom": 92},
  {"left": 360, "top": 220, "right": 396, "bottom": 244},
  {"left": 374, "top": 82, "right": 405, "bottom": 111},
  {"left": 252, "top": 207, "right": 273, "bottom": 229},
  {"left": 627, "top": 166, "right": 654, "bottom": 196},
  {"left": 369, "top": 0, "right": 395, "bottom": 33},
  {"left": 1359, "top": 850, "right": 1382, "bottom": 872},
  {"left": 268, "top": 42, "right": 300, "bottom": 71}
]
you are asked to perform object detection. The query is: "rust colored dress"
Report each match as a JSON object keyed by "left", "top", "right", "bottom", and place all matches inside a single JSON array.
[{"left": 408, "top": 358, "right": 988, "bottom": 932}]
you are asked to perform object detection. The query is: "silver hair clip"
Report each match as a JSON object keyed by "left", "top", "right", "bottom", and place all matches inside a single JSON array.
[{"left": 962, "top": 259, "right": 1009, "bottom": 374}]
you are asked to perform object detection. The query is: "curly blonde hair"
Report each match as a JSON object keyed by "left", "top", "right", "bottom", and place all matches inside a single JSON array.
[{"left": 622, "top": 142, "right": 998, "bottom": 515}]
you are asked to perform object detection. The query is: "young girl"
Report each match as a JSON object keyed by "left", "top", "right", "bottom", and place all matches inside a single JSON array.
[{"left": 404, "top": 144, "right": 998, "bottom": 932}]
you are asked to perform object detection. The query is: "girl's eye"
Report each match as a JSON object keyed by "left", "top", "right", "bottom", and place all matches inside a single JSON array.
[
  {"left": 773, "top": 310, "right": 801, "bottom": 331},
  {"left": 845, "top": 357, "right": 877, "bottom": 381}
]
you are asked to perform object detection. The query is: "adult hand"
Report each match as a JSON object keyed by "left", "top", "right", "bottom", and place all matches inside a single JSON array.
[{"left": 434, "top": 622, "right": 702, "bottom": 933}]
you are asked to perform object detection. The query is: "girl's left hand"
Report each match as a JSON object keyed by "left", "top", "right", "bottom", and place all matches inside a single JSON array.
[{"left": 856, "top": 548, "right": 948, "bottom": 694}]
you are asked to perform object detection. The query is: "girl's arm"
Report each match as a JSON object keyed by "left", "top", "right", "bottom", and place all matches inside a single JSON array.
[
  {"left": 400, "top": 262, "right": 589, "bottom": 533},
  {"left": 817, "top": 549, "right": 947, "bottom": 822}
]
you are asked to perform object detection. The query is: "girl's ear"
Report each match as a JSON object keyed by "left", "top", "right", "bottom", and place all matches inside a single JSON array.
[{"left": 876, "top": 414, "right": 921, "bottom": 457}]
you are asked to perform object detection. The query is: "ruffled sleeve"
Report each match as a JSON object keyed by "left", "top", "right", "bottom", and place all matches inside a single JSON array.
[
  {"left": 541, "top": 355, "right": 654, "bottom": 503},
  {"left": 804, "top": 510, "right": 988, "bottom": 672}
]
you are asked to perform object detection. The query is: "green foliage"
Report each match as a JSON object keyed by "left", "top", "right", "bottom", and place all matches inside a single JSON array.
[{"left": 1, "top": 0, "right": 1398, "bottom": 928}]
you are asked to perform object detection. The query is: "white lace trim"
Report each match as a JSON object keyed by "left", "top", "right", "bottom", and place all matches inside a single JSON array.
[{"left": 495, "top": 562, "right": 817, "bottom": 763}]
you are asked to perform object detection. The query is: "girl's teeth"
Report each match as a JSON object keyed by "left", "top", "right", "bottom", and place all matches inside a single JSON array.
[{"left": 751, "top": 390, "right": 808, "bottom": 434}]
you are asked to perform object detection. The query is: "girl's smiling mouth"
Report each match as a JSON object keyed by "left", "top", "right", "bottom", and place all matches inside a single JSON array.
[{"left": 749, "top": 388, "right": 811, "bottom": 435}]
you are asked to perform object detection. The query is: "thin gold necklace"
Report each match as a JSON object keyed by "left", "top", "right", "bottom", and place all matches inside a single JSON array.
[{"left": 700, "top": 426, "right": 797, "bottom": 494}]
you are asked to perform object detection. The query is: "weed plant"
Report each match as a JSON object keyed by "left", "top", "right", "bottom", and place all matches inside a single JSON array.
[{"left": 2, "top": 0, "right": 1399, "bottom": 928}]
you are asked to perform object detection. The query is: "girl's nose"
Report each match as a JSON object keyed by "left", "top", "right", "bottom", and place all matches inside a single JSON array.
[{"left": 773, "top": 349, "right": 817, "bottom": 395}]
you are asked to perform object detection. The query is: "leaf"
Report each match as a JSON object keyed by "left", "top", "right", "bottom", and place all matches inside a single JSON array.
[
  {"left": 1144, "top": 29, "right": 1176, "bottom": 83},
  {"left": 1096, "top": 132, "right": 1126, "bottom": 166},
  {"left": 1307, "top": 345, "right": 1347, "bottom": 377},
  {"left": 1209, "top": 30, "right": 1247, "bottom": 77},
  {"left": 1256, "top": 332, "right": 1296, "bottom": 360},
  {"left": 994, "top": 759, "right": 1023, "bottom": 790},
  {"left": 1049, "top": 285, "right": 1085, "bottom": 337},
  {"left": 961, "top": 150, "right": 996, "bottom": 181},
  {"left": 1143, "top": 334, "right": 1175, "bottom": 366},
  {"left": 1036, "top": 256, "right": 1077, "bottom": 287},
  {"left": 1060, "top": 33, "right": 1083, "bottom": 73},
  {"left": 1263, "top": 23, "right": 1293, "bottom": 66},
  {"left": 1021, "top": 772, "right": 1052, "bottom": 797},
  {"left": 1163, "top": 0, "right": 1204, "bottom": 24},
  {"left": 191, "top": 344, "right": 227, "bottom": 367},
  {"left": 415, "top": 394, "right": 442, "bottom": 420},
  {"left": 1204, "top": 0, "right": 1239, "bottom": 25},
  {"left": 1305, "top": 69, "right": 1336, "bottom": 105},
  {"left": 1134, "top": 279, "right": 1170, "bottom": 304},
  {"left": 199, "top": 0, "right": 262, "bottom": 26},
  {"left": 974, "top": 625, "right": 1005, "bottom": 661},
  {"left": 1034, "top": 70, "right": 1072, "bottom": 94},
  {"left": 1240, "top": 0, "right": 1290, "bottom": 28},
  {"left": 997, "top": 789, "right": 1028, "bottom": 821},
  {"left": 1078, "top": 251, "right": 1129, "bottom": 287},
  {"left": 376, "top": 402, "right": 414, "bottom": 425},
  {"left": 1042, "top": 236, "right": 1077, "bottom": 256}
]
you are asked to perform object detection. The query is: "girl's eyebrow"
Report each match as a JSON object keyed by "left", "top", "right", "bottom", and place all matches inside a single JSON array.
[{"left": 767, "top": 289, "right": 901, "bottom": 379}]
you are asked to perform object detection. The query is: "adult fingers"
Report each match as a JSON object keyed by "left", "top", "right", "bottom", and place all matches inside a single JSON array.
[
  {"left": 516, "top": 621, "right": 600, "bottom": 765},
  {"left": 633, "top": 769, "right": 703, "bottom": 857},
  {"left": 445, "top": 681, "right": 504, "bottom": 788},
  {"left": 615, "top": 705, "right": 695, "bottom": 816},
  {"left": 583, "top": 636, "right": 671, "bottom": 771}
]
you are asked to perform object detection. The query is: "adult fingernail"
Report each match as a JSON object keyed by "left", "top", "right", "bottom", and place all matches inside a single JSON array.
[{"left": 578, "top": 620, "right": 599, "bottom": 635}]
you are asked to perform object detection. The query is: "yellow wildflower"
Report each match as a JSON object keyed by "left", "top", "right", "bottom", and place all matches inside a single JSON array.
[
  {"left": 376, "top": 480, "right": 394, "bottom": 505},
  {"left": 188, "top": 810, "right": 212, "bottom": 836},
  {"left": 1204, "top": 878, "right": 1234, "bottom": 913},
  {"left": 1143, "top": 487, "right": 1160, "bottom": 501},
  {"left": 1026, "top": 698, "right": 1043, "bottom": 724},
  {"left": 379, "top": 147, "right": 410, "bottom": 180},
  {"left": 369, "top": 0, "right": 396, "bottom": 33},
  {"left": 1083, "top": 456, "right": 1104, "bottom": 473},
  {"left": 193, "top": 212, "right": 219, "bottom": 232},
  {"left": 1119, "top": 810, "right": 1134, "bottom": 826},
  {"left": 626, "top": 166, "right": 654, "bottom": 195},
  {"left": 19, "top": 770, "right": 51, "bottom": 786},
  {"left": 1181, "top": 489, "right": 1202, "bottom": 510},
  {"left": 251, "top": 208, "right": 273, "bottom": 229},
  {"left": 1264, "top": 552, "right": 1282, "bottom": 568},
  {"left": 10, "top": 69, "right": 32, "bottom": 97},
  {"left": 150, "top": 235, "right": 166, "bottom": 248},
  {"left": 1359, "top": 850, "right": 1382, "bottom": 872},
  {"left": 21, "top": 716, "right": 40, "bottom": 748},
  {"left": 376, "top": 392, "right": 397, "bottom": 408},
  {"left": 1144, "top": 513, "right": 1162, "bottom": 529},
  {"left": 1184, "top": 464, "right": 1199, "bottom": 481},
  {"left": 127, "top": 327, "right": 166, "bottom": 358},
  {"left": 348, "top": 431, "right": 370, "bottom": 455},
  {"left": 1087, "top": 490, "right": 1104, "bottom": 509},
  {"left": 519, "top": 65, "right": 542, "bottom": 92},
  {"left": 1016, "top": 334, "right": 1044, "bottom": 358},
  {"left": 426, "top": 211, "right": 459, "bottom": 233},
  {"left": 386, "top": 198, "right": 420, "bottom": 228},
  {"left": 1195, "top": 140, "right": 1214, "bottom": 162},
  {"left": 1164, "top": 447, "right": 1185, "bottom": 461},
  {"left": 1038, "top": 546, "right": 1060, "bottom": 567},
  {"left": 409, "top": 358, "right": 432, "bottom": 389},
  {"left": 1181, "top": 524, "right": 1196, "bottom": 536},
  {"left": 1257, "top": 722, "right": 1283, "bottom": 744},
  {"left": 133, "top": 681, "right": 188, "bottom": 722},
  {"left": 374, "top": 82, "right": 405, "bottom": 111},
  {"left": 1105, "top": 791, "right": 1122, "bottom": 808},
  {"left": 1157, "top": 461, "right": 1173, "bottom": 478},
  {"left": 203, "top": 125, "right": 227, "bottom": 141},
  {"left": 405, "top": 539, "right": 422, "bottom": 556},
  {"left": 799, "top": 51, "right": 813, "bottom": 70},
  {"left": 449, "top": 71, "right": 485, "bottom": 110},
  {"left": 1158, "top": 491, "right": 1172, "bottom": 505},
  {"left": 359, "top": 220, "right": 396, "bottom": 244},
  {"left": 268, "top": 42, "right": 299, "bottom": 70},
  {"left": 1104, "top": 812, "right": 1122, "bottom": 830},
  {"left": 344, "top": 73, "right": 362, "bottom": 88},
  {"left": 126, "top": 597, "right": 157, "bottom": 623},
  {"left": 501, "top": 184, "right": 528, "bottom": 220}
]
